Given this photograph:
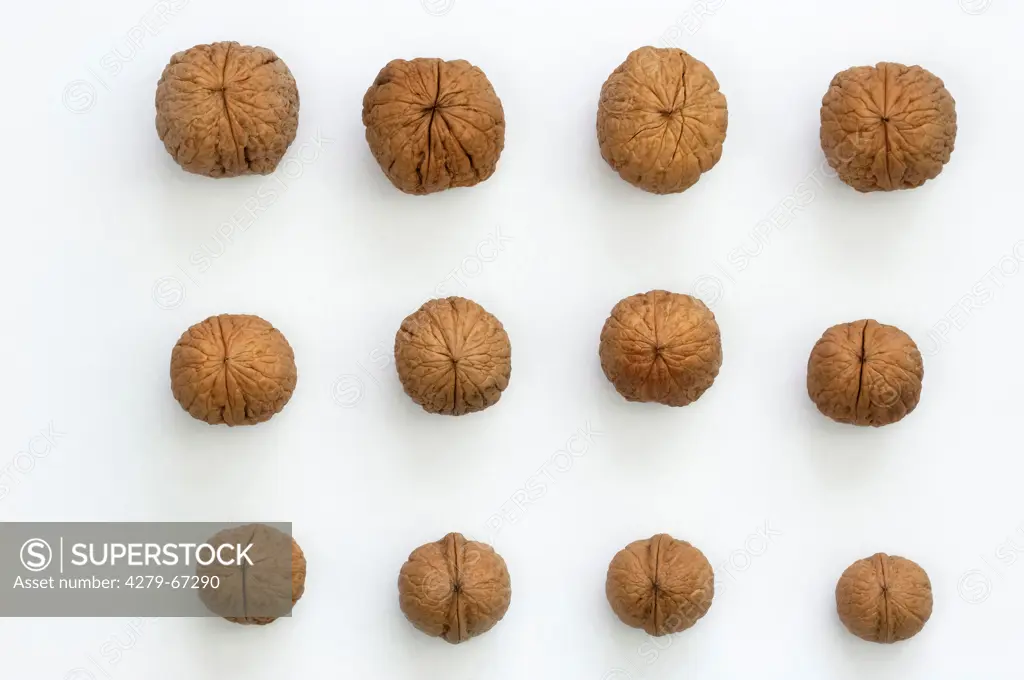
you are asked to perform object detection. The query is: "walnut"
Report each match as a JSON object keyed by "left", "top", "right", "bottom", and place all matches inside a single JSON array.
[
  {"left": 597, "top": 46, "right": 728, "bottom": 194},
  {"left": 807, "top": 319, "right": 923, "bottom": 427},
  {"left": 820, "top": 62, "right": 956, "bottom": 191},
  {"left": 394, "top": 297, "right": 511, "bottom": 415},
  {"left": 170, "top": 314, "right": 297, "bottom": 426},
  {"left": 599, "top": 291, "right": 722, "bottom": 406},
  {"left": 606, "top": 534, "right": 714, "bottom": 636},
  {"left": 398, "top": 532, "right": 511, "bottom": 644},
  {"left": 197, "top": 524, "right": 306, "bottom": 625},
  {"left": 836, "top": 553, "right": 932, "bottom": 643},
  {"left": 362, "top": 58, "right": 505, "bottom": 194},
  {"left": 155, "top": 42, "right": 299, "bottom": 178}
]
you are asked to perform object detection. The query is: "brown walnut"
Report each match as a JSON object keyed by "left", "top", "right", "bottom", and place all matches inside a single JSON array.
[
  {"left": 170, "top": 314, "right": 297, "bottom": 426},
  {"left": 197, "top": 524, "right": 306, "bottom": 625},
  {"left": 599, "top": 291, "right": 722, "bottom": 406},
  {"left": 597, "top": 46, "right": 728, "bottom": 194},
  {"left": 836, "top": 553, "right": 932, "bottom": 643},
  {"left": 398, "top": 532, "right": 511, "bottom": 644},
  {"left": 155, "top": 42, "right": 299, "bottom": 178},
  {"left": 606, "top": 534, "right": 714, "bottom": 636},
  {"left": 394, "top": 297, "right": 511, "bottom": 415},
  {"left": 362, "top": 58, "right": 505, "bottom": 194},
  {"left": 807, "top": 319, "right": 923, "bottom": 427},
  {"left": 820, "top": 62, "right": 956, "bottom": 191}
]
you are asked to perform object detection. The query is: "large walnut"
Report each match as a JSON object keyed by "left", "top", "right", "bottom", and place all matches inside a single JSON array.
[
  {"left": 807, "top": 319, "right": 923, "bottom": 427},
  {"left": 155, "top": 41, "right": 299, "bottom": 178},
  {"left": 599, "top": 291, "right": 722, "bottom": 406},
  {"left": 197, "top": 524, "right": 306, "bottom": 625},
  {"left": 170, "top": 314, "right": 297, "bottom": 426},
  {"left": 398, "top": 532, "right": 511, "bottom": 644},
  {"left": 820, "top": 62, "right": 956, "bottom": 191},
  {"left": 606, "top": 534, "right": 714, "bottom": 636},
  {"left": 597, "top": 46, "right": 728, "bottom": 194},
  {"left": 836, "top": 553, "right": 932, "bottom": 643},
  {"left": 394, "top": 297, "right": 511, "bottom": 415},
  {"left": 362, "top": 58, "right": 505, "bottom": 194}
]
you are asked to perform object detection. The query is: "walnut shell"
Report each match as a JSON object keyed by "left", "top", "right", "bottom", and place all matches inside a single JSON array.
[
  {"left": 394, "top": 297, "right": 511, "bottom": 415},
  {"left": 836, "top": 553, "right": 932, "bottom": 643},
  {"left": 606, "top": 534, "right": 714, "bottom": 636},
  {"left": 398, "top": 532, "right": 511, "bottom": 644},
  {"left": 599, "top": 291, "right": 722, "bottom": 406},
  {"left": 362, "top": 58, "right": 505, "bottom": 194},
  {"left": 597, "top": 46, "right": 728, "bottom": 194},
  {"left": 155, "top": 42, "right": 299, "bottom": 178},
  {"left": 807, "top": 319, "right": 923, "bottom": 427},
  {"left": 820, "top": 62, "right": 956, "bottom": 192},
  {"left": 197, "top": 524, "right": 306, "bottom": 625},
  {"left": 170, "top": 314, "right": 297, "bottom": 426}
]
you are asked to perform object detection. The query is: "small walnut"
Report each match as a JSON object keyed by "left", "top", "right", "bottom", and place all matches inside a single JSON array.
[
  {"left": 398, "top": 532, "right": 511, "bottom": 644},
  {"left": 836, "top": 553, "right": 932, "bottom": 643},
  {"left": 807, "top": 319, "right": 923, "bottom": 427},
  {"left": 599, "top": 291, "right": 722, "bottom": 406},
  {"left": 394, "top": 297, "right": 511, "bottom": 415},
  {"left": 197, "top": 524, "right": 306, "bottom": 625},
  {"left": 170, "top": 314, "right": 297, "bottom": 426},
  {"left": 597, "top": 46, "right": 728, "bottom": 194},
  {"left": 155, "top": 42, "right": 299, "bottom": 178},
  {"left": 820, "top": 62, "right": 956, "bottom": 191},
  {"left": 606, "top": 534, "right": 714, "bottom": 636},
  {"left": 362, "top": 58, "right": 505, "bottom": 194}
]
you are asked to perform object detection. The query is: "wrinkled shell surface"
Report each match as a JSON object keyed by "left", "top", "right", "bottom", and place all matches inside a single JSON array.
[
  {"left": 606, "top": 534, "right": 714, "bottom": 636},
  {"left": 170, "top": 314, "right": 297, "bottom": 426},
  {"left": 155, "top": 41, "right": 299, "bottom": 178},
  {"left": 807, "top": 319, "right": 923, "bottom": 427},
  {"left": 599, "top": 291, "right": 722, "bottom": 406},
  {"left": 836, "top": 553, "right": 932, "bottom": 643},
  {"left": 362, "top": 58, "right": 505, "bottom": 194},
  {"left": 197, "top": 524, "right": 306, "bottom": 625},
  {"left": 398, "top": 532, "right": 511, "bottom": 644},
  {"left": 597, "top": 46, "right": 728, "bottom": 194},
  {"left": 820, "top": 62, "right": 956, "bottom": 192},
  {"left": 394, "top": 297, "right": 511, "bottom": 415}
]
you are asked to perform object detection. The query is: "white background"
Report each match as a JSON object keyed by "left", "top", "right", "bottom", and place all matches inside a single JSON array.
[{"left": 0, "top": 0, "right": 1022, "bottom": 677}]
